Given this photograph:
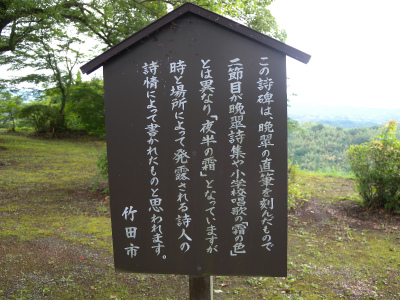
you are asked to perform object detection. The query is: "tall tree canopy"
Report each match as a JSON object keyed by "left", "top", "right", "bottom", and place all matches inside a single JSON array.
[
  {"left": 1, "top": 0, "right": 286, "bottom": 132},
  {"left": 0, "top": 0, "right": 286, "bottom": 55}
]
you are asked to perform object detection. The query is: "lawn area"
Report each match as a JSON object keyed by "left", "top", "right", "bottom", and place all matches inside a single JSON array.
[{"left": 1, "top": 132, "right": 399, "bottom": 299}]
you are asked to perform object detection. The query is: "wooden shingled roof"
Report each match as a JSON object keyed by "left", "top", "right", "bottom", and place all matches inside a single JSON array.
[{"left": 80, "top": 2, "right": 311, "bottom": 75}]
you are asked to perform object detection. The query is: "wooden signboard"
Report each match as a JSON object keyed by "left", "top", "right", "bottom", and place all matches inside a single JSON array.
[{"left": 81, "top": 3, "right": 311, "bottom": 278}]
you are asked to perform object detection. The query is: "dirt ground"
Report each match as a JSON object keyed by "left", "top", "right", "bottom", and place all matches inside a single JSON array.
[
  {"left": 1, "top": 133, "right": 399, "bottom": 299},
  {"left": 1, "top": 179, "right": 398, "bottom": 299}
]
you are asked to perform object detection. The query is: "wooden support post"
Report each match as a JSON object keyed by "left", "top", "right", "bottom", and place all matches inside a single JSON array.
[{"left": 189, "top": 275, "right": 213, "bottom": 300}]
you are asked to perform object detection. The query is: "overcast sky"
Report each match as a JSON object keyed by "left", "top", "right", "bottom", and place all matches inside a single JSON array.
[{"left": 269, "top": 0, "right": 400, "bottom": 109}]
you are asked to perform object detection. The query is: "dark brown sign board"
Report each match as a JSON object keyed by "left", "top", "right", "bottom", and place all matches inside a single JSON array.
[{"left": 81, "top": 3, "right": 310, "bottom": 277}]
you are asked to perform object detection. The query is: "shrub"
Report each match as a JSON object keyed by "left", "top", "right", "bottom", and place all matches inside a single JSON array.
[
  {"left": 0, "top": 92, "right": 23, "bottom": 131},
  {"left": 92, "top": 148, "right": 109, "bottom": 193},
  {"left": 65, "top": 78, "right": 105, "bottom": 136},
  {"left": 288, "top": 160, "right": 303, "bottom": 209},
  {"left": 97, "top": 148, "right": 108, "bottom": 178},
  {"left": 347, "top": 120, "right": 400, "bottom": 212},
  {"left": 18, "top": 104, "right": 60, "bottom": 133}
]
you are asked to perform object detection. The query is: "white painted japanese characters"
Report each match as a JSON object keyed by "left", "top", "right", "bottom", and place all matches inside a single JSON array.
[
  {"left": 257, "top": 57, "right": 275, "bottom": 251},
  {"left": 120, "top": 56, "right": 280, "bottom": 263},
  {"left": 142, "top": 61, "right": 165, "bottom": 257},
  {"left": 227, "top": 58, "right": 248, "bottom": 256},
  {"left": 170, "top": 60, "right": 193, "bottom": 253},
  {"left": 199, "top": 59, "right": 219, "bottom": 254}
]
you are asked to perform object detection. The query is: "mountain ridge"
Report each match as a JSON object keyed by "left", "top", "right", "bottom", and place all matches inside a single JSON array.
[{"left": 288, "top": 103, "right": 400, "bottom": 128}]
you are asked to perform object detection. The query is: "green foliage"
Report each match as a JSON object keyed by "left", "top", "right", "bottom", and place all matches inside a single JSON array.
[
  {"left": 2, "top": 0, "right": 284, "bottom": 134},
  {"left": 1, "top": 132, "right": 399, "bottom": 299},
  {"left": 97, "top": 148, "right": 108, "bottom": 178},
  {"left": 10, "top": 76, "right": 105, "bottom": 136},
  {"left": 207, "top": 0, "right": 287, "bottom": 41},
  {"left": 353, "top": 134, "right": 370, "bottom": 145},
  {"left": 288, "top": 122, "right": 400, "bottom": 173},
  {"left": 1, "top": 1, "right": 285, "bottom": 55},
  {"left": 5, "top": 32, "right": 84, "bottom": 120},
  {"left": 65, "top": 77, "right": 105, "bottom": 136},
  {"left": 294, "top": 147, "right": 308, "bottom": 157},
  {"left": 18, "top": 104, "right": 60, "bottom": 133},
  {"left": 288, "top": 116, "right": 303, "bottom": 134},
  {"left": 92, "top": 148, "right": 109, "bottom": 193},
  {"left": 0, "top": 91, "right": 23, "bottom": 131},
  {"left": 347, "top": 121, "right": 400, "bottom": 212},
  {"left": 311, "top": 123, "right": 324, "bottom": 132},
  {"left": 288, "top": 160, "right": 303, "bottom": 209}
]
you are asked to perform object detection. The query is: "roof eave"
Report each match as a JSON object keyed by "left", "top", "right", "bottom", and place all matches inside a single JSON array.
[{"left": 80, "top": 3, "right": 310, "bottom": 75}]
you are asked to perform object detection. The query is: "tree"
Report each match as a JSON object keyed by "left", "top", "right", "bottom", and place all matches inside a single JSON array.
[
  {"left": 218, "top": 0, "right": 287, "bottom": 41},
  {"left": 4, "top": 28, "right": 85, "bottom": 130},
  {"left": 347, "top": 121, "right": 400, "bottom": 212},
  {"left": 2, "top": 0, "right": 285, "bottom": 132},
  {"left": 65, "top": 76, "right": 105, "bottom": 136},
  {"left": 0, "top": 91, "right": 23, "bottom": 131},
  {"left": 18, "top": 103, "right": 60, "bottom": 133},
  {"left": 311, "top": 123, "right": 324, "bottom": 132},
  {"left": 0, "top": 0, "right": 161, "bottom": 53},
  {"left": 1, "top": 0, "right": 286, "bottom": 55}
]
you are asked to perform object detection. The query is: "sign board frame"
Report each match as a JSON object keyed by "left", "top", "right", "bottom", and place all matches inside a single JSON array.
[{"left": 81, "top": 3, "right": 311, "bottom": 278}]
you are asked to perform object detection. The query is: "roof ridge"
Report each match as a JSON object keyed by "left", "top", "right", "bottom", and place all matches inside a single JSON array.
[{"left": 81, "top": 3, "right": 310, "bottom": 74}]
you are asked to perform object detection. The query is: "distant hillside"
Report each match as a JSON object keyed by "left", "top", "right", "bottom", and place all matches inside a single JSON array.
[
  {"left": 288, "top": 103, "right": 400, "bottom": 128},
  {"left": 288, "top": 122, "right": 400, "bottom": 173}
]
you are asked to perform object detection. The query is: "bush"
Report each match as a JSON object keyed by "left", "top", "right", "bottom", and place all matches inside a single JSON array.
[
  {"left": 92, "top": 148, "right": 109, "bottom": 193},
  {"left": 347, "top": 120, "right": 400, "bottom": 212},
  {"left": 18, "top": 104, "right": 60, "bottom": 133},
  {"left": 97, "top": 148, "right": 108, "bottom": 178},
  {"left": 288, "top": 160, "right": 302, "bottom": 209},
  {"left": 65, "top": 78, "right": 105, "bottom": 136},
  {"left": 0, "top": 92, "right": 23, "bottom": 131}
]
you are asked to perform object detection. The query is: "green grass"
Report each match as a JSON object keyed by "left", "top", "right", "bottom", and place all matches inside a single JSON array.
[
  {"left": 0, "top": 133, "right": 103, "bottom": 191},
  {"left": 294, "top": 170, "right": 361, "bottom": 204},
  {"left": 1, "top": 132, "right": 399, "bottom": 299}
]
